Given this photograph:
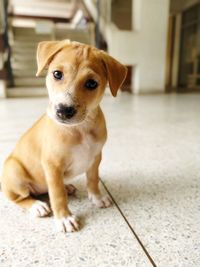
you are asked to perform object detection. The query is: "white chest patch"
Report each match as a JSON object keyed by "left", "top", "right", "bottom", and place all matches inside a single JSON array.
[{"left": 66, "top": 135, "right": 103, "bottom": 178}]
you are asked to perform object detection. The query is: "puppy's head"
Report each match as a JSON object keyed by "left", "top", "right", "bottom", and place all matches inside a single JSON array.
[{"left": 36, "top": 40, "right": 127, "bottom": 125}]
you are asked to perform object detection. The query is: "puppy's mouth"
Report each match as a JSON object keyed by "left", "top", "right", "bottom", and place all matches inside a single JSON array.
[{"left": 55, "top": 115, "right": 86, "bottom": 126}]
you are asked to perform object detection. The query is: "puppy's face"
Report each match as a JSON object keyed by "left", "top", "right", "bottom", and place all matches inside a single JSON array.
[
  {"left": 36, "top": 40, "right": 127, "bottom": 125},
  {"left": 46, "top": 45, "right": 108, "bottom": 125}
]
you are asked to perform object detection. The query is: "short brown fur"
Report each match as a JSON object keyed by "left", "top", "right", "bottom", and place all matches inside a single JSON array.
[{"left": 1, "top": 40, "right": 127, "bottom": 232}]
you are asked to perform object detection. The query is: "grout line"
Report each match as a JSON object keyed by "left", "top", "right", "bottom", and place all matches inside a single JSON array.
[{"left": 100, "top": 179, "right": 157, "bottom": 267}]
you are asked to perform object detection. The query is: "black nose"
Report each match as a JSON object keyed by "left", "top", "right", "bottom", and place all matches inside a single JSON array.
[{"left": 56, "top": 104, "right": 77, "bottom": 120}]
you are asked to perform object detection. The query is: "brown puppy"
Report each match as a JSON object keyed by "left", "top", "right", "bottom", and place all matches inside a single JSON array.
[{"left": 1, "top": 40, "right": 127, "bottom": 232}]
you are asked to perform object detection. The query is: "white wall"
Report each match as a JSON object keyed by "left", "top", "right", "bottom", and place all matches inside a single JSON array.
[
  {"left": 84, "top": 0, "right": 170, "bottom": 93},
  {"left": 105, "top": 0, "right": 170, "bottom": 93}
]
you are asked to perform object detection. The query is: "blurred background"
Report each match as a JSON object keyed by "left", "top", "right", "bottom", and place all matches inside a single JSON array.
[
  {"left": 0, "top": 0, "right": 199, "bottom": 97},
  {"left": 1, "top": 2, "right": 200, "bottom": 265}
]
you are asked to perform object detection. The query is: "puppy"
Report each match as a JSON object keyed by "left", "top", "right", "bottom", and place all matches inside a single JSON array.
[{"left": 1, "top": 40, "right": 127, "bottom": 232}]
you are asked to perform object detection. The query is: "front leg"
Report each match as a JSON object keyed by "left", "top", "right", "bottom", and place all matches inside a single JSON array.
[
  {"left": 86, "top": 153, "right": 112, "bottom": 208},
  {"left": 43, "top": 163, "right": 79, "bottom": 232}
]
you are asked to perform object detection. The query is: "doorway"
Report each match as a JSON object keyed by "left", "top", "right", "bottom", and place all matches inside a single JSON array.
[{"left": 178, "top": 3, "right": 200, "bottom": 91}]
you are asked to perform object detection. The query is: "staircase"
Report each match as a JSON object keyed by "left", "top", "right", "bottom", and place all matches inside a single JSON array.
[{"left": 7, "top": 0, "right": 95, "bottom": 97}]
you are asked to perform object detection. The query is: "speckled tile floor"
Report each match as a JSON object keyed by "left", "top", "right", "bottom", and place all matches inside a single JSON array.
[{"left": 0, "top": 93, "right": 200, "bottom": 267}]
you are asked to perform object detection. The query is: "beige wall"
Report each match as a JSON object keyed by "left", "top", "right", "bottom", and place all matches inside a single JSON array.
[{"left": 170, "top": 0, "right": 199, "bottom": 13}]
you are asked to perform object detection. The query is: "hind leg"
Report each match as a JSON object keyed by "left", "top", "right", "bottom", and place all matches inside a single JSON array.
[
  {"left": 1, "top": 156, "right": 50, "bottom": 217},
  {"left": 65, "top": 184, "right": 77, "bottom": 196}
]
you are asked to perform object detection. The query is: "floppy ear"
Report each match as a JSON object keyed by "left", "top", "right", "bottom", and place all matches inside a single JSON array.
[
  {"left": 36, "top": 39, "right": 71, "bottom": 76},
  {"left": 102, "top": 52, "right": 128, "bottom": 97}
]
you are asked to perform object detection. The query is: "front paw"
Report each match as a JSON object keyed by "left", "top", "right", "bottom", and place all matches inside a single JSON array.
[
  {"left": 55, "top": 215, "right": 79, "bottom": 233},
  {"left": 88, "top": 193, "right": 112, "bottom": 208}
]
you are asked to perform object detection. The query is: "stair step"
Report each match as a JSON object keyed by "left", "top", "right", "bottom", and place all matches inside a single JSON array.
[
  {"left": 7, "top": 87, "right": 47, "bottom": 97},
  {"left": 14, "top": 77, "right": 45, "bottom": 87}
]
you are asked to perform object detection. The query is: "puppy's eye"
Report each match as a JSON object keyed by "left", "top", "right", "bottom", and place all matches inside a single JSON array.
[
  {"left": 85, "top": 79, "right": 98, "bottom": 90},
  {"left": 53, "top": 70, "right": 63, "bottom": 80}
]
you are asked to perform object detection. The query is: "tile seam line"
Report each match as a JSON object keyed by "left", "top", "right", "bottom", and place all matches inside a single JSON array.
[{"left": 100, "top": 179, "right": 157, "bottom": 267}]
